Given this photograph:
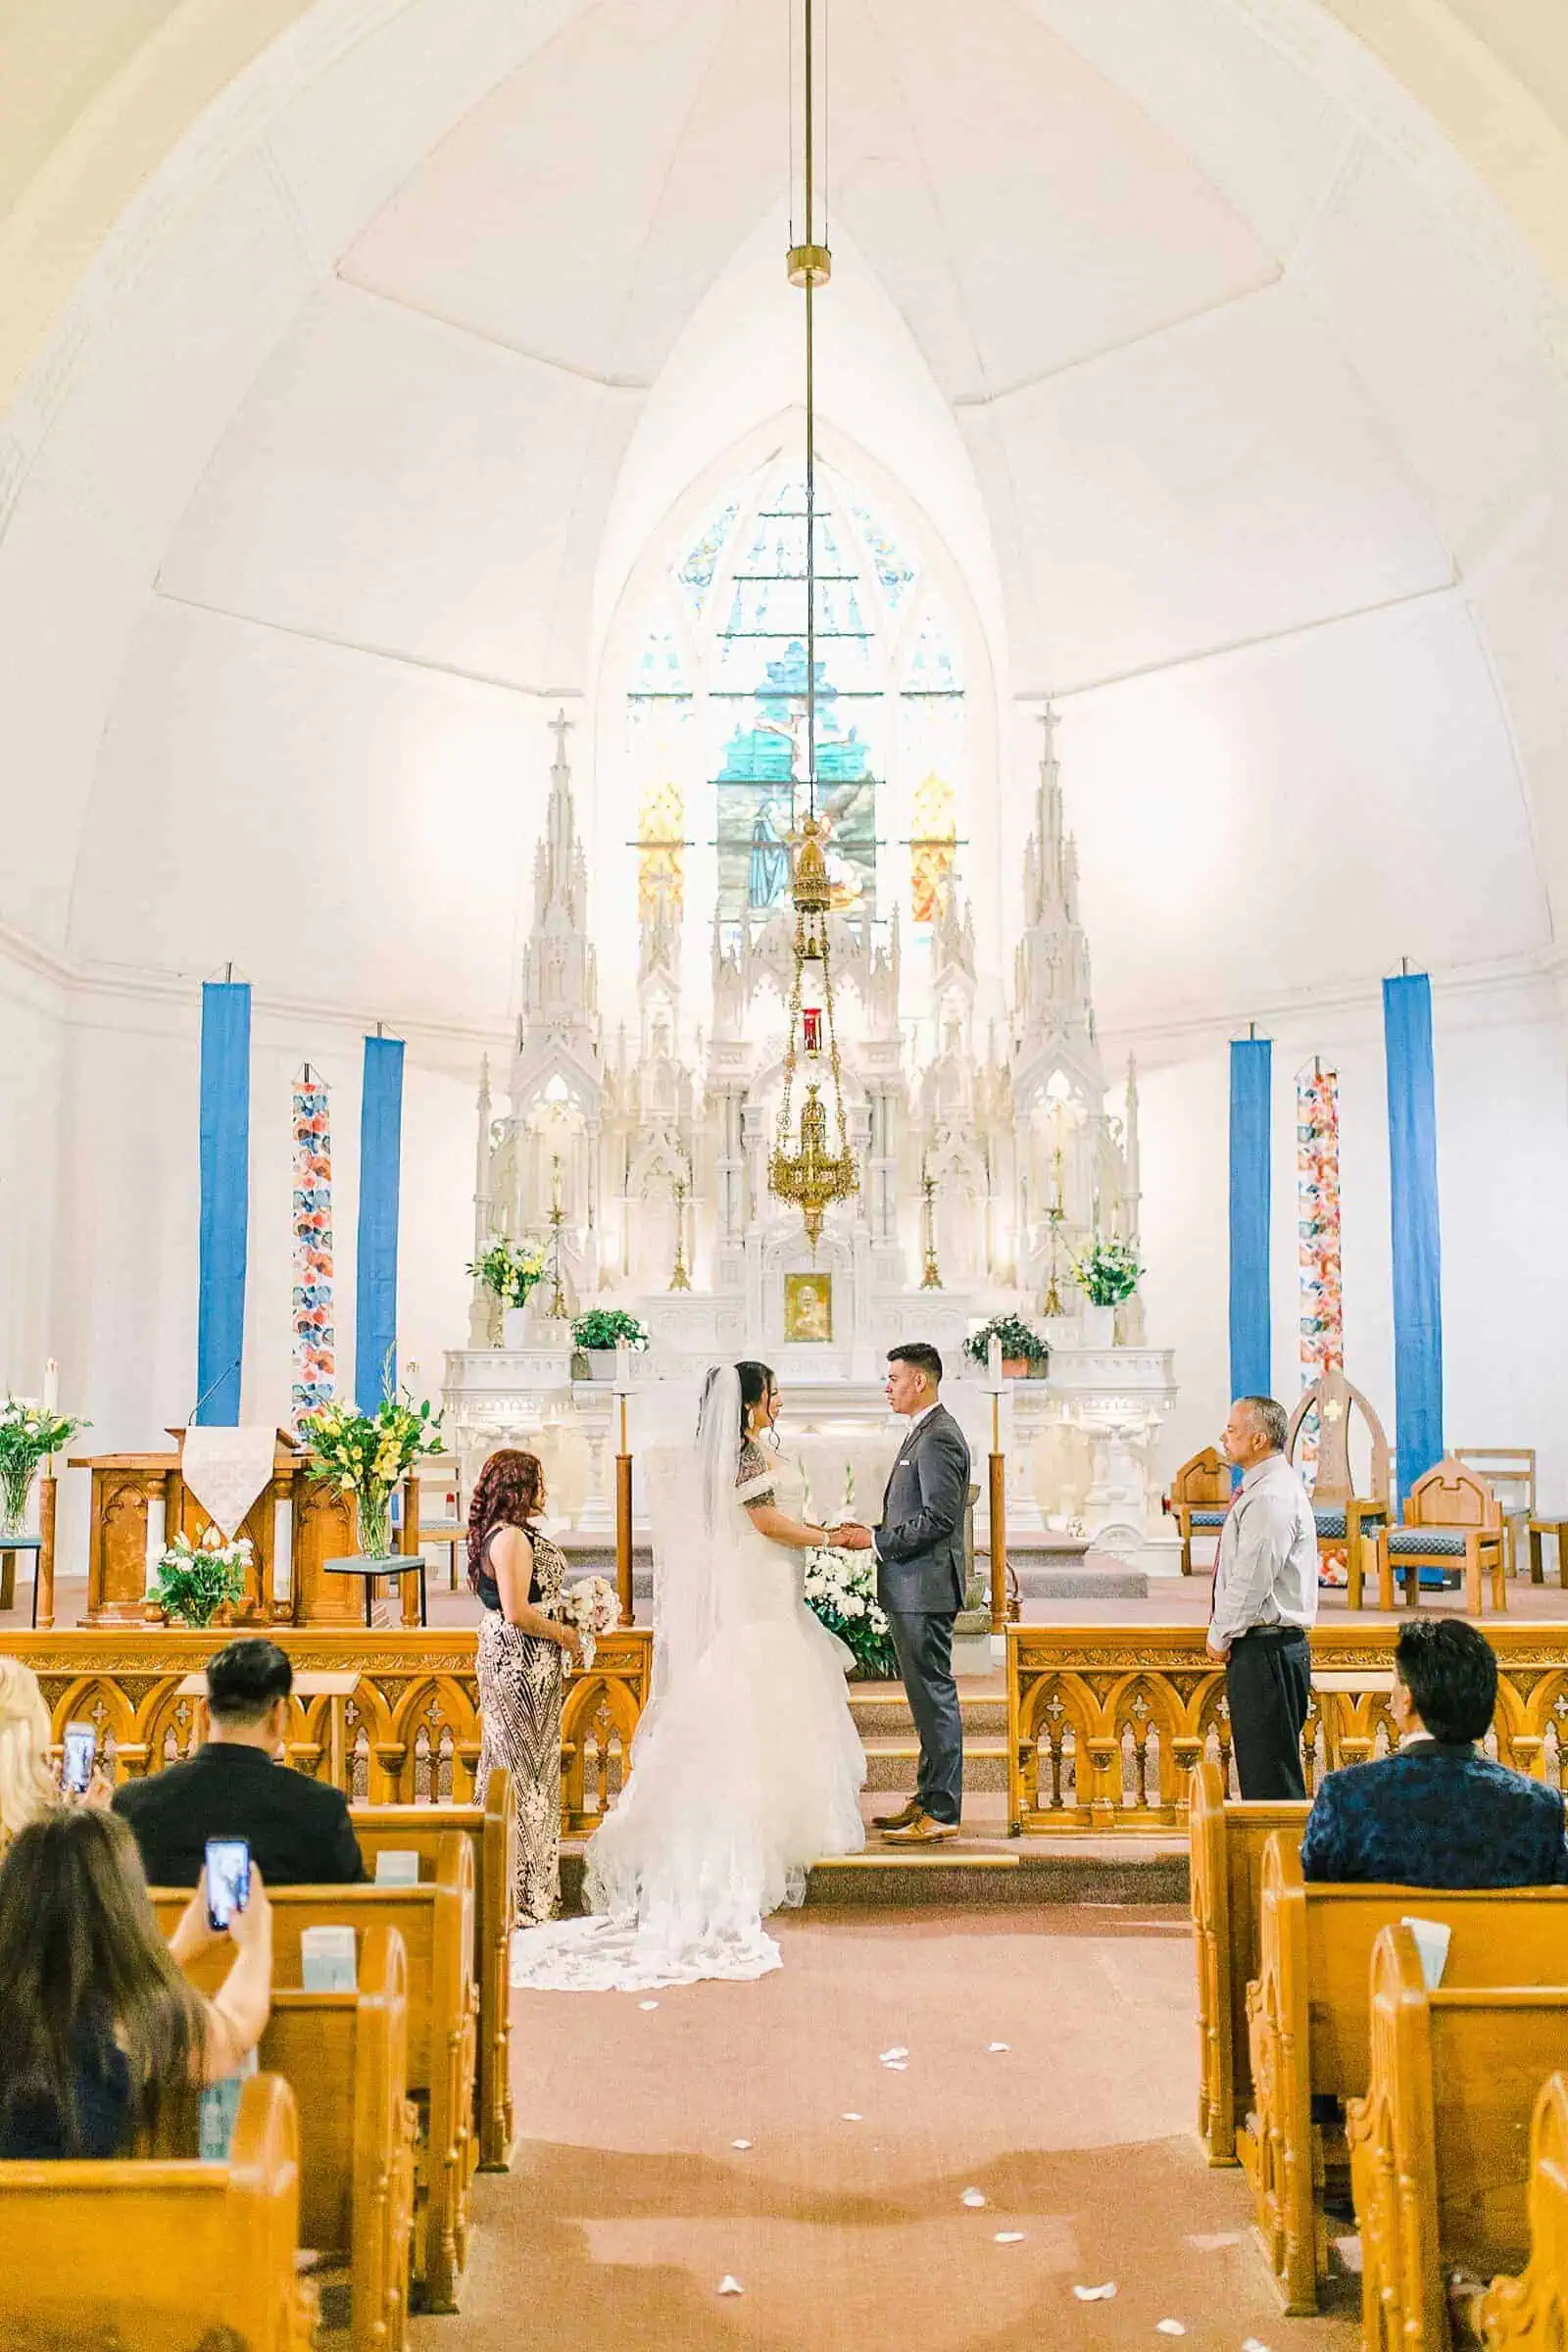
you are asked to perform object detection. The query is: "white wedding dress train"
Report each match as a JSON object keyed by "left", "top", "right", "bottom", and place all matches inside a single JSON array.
[{"left": 511, "top": 1413, "right": 866, "bottom": 1992}]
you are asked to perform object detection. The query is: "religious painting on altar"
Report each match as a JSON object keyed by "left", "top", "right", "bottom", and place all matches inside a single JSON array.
[
  {"left": 784, "top": 1271, "right": 834, "bottom": 1343},
  {"left": 715, "top": 644, "right": 878, "bottom": 926}
]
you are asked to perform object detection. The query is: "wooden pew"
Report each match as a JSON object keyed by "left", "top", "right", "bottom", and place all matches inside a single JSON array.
[
  {"left": 353, "top": 1764, "right": 515, "bottom": 2171},
  {"left": 1241, "top": 1833, "right": 1568, "bottom": 2313},
  {"left": 0, "top": 2071, "right": 317, "bottom": 2350},
  {"left": 262, "top": 1921, "right": 416, "bottom": 2352},
  {"left": 1188, "top": 1756, "right": 1309, "bottom": 2165},
  {"left": 1349, "top": 1924, "right": 1568, "bottom": 2352},
  {"left": 1478, "top": 2071, "right": 1568, "bottom": 2346},
  {"left": 153, "top": 1831, "right": 476, "bottom": 2314}
]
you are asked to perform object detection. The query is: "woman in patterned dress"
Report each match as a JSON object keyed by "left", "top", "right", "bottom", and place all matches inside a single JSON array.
[{"left": 469, "top": 1450, "right": 583, "bottom": 1928}]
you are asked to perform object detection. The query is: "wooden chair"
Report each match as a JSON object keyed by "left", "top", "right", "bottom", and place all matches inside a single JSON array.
[
  {"left": 261, "top": 1921, "right": 416, "bottom": 2352},
  {"left": 1240, "top": 1831, "right": 1568, "bottom": 2313},
  {"left": 1349, "top": 1922, "right": 1568, "bottom": 2352},
  {"left": 1526, "top": 1508, "right": 1568, "bottom": 1592},
  {"left": 1163, "top": 1446, "right": 1231, "bottom": 1577},
  {"left": 1454, "top": 1446, "right": 1536, "bottom": 1581},
  {"left": 1188, "top": 1756, "right": 1310, "bottom": 2166},
  {"left": 415, "top": 1458, "right": 465, "bottom": 1592},
  {"left": 1377, "top": 1455, "right": 1507, "bottom": 1616},
  {"left": 1479, "top": 2071, "right": 1568, "bottom": 2346},
  {"left": 0, "top": 2071, "right": 317, "bottom": 2350},
  {"left": 353, "top": 1766, "right": 516, "bottom": 2171},
  {"left": 1286, "top": 1368, "right": 1392, "bottom": 1604},
  {"left": 153, "top": 1831, "right": 476, "bottom": 2314}
]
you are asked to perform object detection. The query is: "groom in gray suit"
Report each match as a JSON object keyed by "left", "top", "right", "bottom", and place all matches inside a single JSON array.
[{"left": 831, "top": 1343, "right": 970, "bottom": 1845}]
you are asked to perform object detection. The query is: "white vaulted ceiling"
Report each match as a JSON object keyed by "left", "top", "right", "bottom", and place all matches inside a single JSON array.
[{"left": 2, "top": 0, "right": 1566, "bottom": 1036}]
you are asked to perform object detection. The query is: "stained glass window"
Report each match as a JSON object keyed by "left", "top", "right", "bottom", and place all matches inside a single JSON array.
[
  {"left": 637, "top": 778, "right": 686, "bottom": 924},
  {"left": 909, "top": 772, "right": 956, "bottom": 924},
  {"left": 625, "top": 457, "right": 968, "bottom": 933}
]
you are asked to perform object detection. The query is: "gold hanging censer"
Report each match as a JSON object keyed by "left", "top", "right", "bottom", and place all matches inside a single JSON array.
[
  {"left": 769, "top": 0, "right": 858, "bottom": 1250},
  {"left": 769, "top": 818, "right": 858, "bottom": 1245}
]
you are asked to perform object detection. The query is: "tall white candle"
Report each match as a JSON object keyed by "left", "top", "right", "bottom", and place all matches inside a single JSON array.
[
  {"left": 614, "top": 1337, "right": 632, "bottom": 1392},
  {"left": 42, "top": 1359, "right": 59, "bottom": 1413},
  {"left": 987, "top": 1333, "right": 1004, "bottom": 1389}
]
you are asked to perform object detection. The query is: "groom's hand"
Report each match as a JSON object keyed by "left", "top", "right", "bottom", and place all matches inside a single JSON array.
[{"left": 828, "top": 1521, "right": 873, "bottom": 1551}]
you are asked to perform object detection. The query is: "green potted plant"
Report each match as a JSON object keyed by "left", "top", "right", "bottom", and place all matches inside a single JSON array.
[
  {"left": 962, "top": 1314, "right": 1051, "bottom": 1379},
  {"left": 298, "top": 1388, "right": 446, "bottom": 1560},
  {"left": 153, "top": 1527, "right": 253, "bottom": 1628},
  {"left": 570, "top": 1308, "right": 651, "bottom": 1382},
  {"left": 466, "top": 1237, "right": 547, "bottom": 1348},
  {"left": 1069, "top": 1234, "right": 1144, "bottom": 1347},
  {"left": 0, "top": 1395, "right": 87, "bottom": 1541}
]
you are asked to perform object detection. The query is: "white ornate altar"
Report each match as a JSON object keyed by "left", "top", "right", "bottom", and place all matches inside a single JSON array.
[{"left": 444, "top": 707, "right": 1181, "bottom": 1567}]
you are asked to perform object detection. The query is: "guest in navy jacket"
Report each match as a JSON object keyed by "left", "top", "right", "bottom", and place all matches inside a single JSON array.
[{"left": 1300, "top": 1618, "right": 1568, "bottom": 1887}]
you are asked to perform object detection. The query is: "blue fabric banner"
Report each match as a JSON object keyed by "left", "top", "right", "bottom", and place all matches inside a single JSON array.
[
  {"left": 196, "top": 981, "right": 251, "bottom": 1425},
  {"left": 1384, "top": 973, "right": 1445, "bottom": 1498},
  {"left": 356, "top": 1035, "right": 405, "bottom": 1412},
  {"left": 1228, "top": 1038, "right": 1273, "bottom": 1404}
]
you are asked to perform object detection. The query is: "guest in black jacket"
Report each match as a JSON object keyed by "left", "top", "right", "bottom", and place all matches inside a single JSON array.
[
  {"left": 114, "top": 1638, "right": 366, "bottom": 1886},
  {"left": 1300, "top": 1618, "right": 1568, "bottom": 1887}
]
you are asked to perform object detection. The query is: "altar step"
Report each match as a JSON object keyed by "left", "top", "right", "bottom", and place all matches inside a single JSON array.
[
  {"left": 1012, "top": 1560, "right": 1149, "bottom": 1601},
  {"left": 849, "top": 1686, "right": 1007, "bottom": 1740},
  {"left": 559, "top": 1809, "right": 1189, "bottom": 1913},
  {"left": 860, "top": 1735, "right": 1008, "bottom": 1792}
]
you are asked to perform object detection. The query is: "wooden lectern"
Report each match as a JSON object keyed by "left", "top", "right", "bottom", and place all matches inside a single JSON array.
[{"left": 69, "top": 1430, "right": 426, "bottom": 1628}]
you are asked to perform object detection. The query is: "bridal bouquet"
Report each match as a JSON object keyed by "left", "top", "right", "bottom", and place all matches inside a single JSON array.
[
  {"left": 804, "top": 1544, "right": 900, "bottom": 1682},
  {"left": 550, "top": 1575, "right": 617, "bottom": 1671}
]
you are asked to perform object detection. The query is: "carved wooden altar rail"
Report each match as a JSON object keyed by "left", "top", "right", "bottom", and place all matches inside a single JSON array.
[
  {"left": 1007, "top": 1623, "right": 1568, "bottom": 1836},
  {"left": 6, "top": 1627, "right": 651, "bottom": 1837}
]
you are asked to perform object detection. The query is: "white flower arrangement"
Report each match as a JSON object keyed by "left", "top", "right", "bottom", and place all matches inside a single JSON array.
[
  {"left": 549, "top": 1574, "right": 617, "bottom": 1671},
  {"left": 155, "top": 1526, "right": 255, "bottom": 1628}
]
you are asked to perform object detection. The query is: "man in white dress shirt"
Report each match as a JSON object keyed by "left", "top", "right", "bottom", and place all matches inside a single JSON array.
[{"left": 1205, "top": 1395, "right": 1319, "bottom": 1798}]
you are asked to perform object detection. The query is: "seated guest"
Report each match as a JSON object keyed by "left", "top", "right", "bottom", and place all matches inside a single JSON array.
[
  {"left": 0, "top": 1658, "right": 57, "bottom": 1853},
  {"left": 0, "top": 1807, "right": 271, "bottom": 2158},
  {"left": 114, "top": 1637, "right": 366, "bottom": 1886},
  {"left": 1301, "top": 1618, "right": 1568, "bottom": 1886}
]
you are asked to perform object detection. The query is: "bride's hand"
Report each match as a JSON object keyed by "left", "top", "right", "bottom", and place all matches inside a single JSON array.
[{"left": 557, "top": 1623, "right": 585, "bottom": 1664}]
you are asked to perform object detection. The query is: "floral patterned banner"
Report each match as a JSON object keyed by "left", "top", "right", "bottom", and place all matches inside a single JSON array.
[
  {"left": 290, "top": 1068, "right": 335, "bottom": 1427},
  {"left": 1296, "top": 1059, "right": 1343, "bottom": 1486}
]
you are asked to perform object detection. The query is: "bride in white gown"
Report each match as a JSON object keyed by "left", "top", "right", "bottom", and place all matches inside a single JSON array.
[{"left": 510, "top": 1362, "right": 867, "bottom": 1990}]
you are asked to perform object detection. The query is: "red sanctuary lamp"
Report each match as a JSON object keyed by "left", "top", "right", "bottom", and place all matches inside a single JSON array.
[{"left": 802, "top": 1005, "right": 823, "bottom": 1056}]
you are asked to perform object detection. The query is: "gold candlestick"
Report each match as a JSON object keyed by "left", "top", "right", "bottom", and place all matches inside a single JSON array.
[
  {"left": 546, "top": 1153, "right": 568, "bottom": 1321},
  {"left": 668, "top": 1175, "right": 692, "bottom": 1292},
  {"left": 1042, "top": 1142, "right": 1065, "bottom": 1316},
  {"left": 920, "top": 1156, "right": 943, "bottom": 1290}
]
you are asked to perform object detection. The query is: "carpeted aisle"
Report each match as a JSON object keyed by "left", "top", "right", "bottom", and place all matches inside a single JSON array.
[{"left": 416, "top": 1906, "right": 1357, "bottom": 2351}]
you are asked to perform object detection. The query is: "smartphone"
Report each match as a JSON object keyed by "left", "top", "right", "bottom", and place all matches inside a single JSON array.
[
  {"left": 62, "top": 1721, "right": 96, "bottom": 1795},
  {"left": 205, "top": 1838, "right": 251, "bottom": 1933}
]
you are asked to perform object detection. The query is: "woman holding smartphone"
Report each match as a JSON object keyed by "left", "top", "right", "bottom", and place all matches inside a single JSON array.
[
  {"left": 469, "top": 1448, "right": 583, "bottom": 1929},
  {"left": 0, "top": 1807, "right": 273, "bottom": 2158}
]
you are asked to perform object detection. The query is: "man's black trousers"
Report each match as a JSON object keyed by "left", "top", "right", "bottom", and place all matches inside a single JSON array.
[{"left": 1225, "top": 1626, "right": 1310, "bottom": 1799}]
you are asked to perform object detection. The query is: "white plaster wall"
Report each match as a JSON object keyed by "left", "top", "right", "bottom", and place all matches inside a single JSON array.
[
  {"left": 1132, "top": 974, "right": 1568, "bottom": 1505},
  {"left": 0, "top": 943, "right": 67, "bottom": 1395}
]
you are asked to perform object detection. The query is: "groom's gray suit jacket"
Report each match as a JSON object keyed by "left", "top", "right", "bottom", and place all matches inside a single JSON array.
[{"left": 875, "top": 1403, "right": 970, "bottom": 1617}]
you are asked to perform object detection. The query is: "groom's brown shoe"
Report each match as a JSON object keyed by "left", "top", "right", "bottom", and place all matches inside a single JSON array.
[
  {"left": 881, "top": 1810, "right": 958, "bottom": 1846},
  {"left": 871, "top": 1797, "right": 923, "bottom": 1832}
]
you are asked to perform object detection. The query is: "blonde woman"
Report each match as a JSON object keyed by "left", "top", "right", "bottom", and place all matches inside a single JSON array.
[{"left": 0, "top": 1658, "right": 56, "bottom": 1852}]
